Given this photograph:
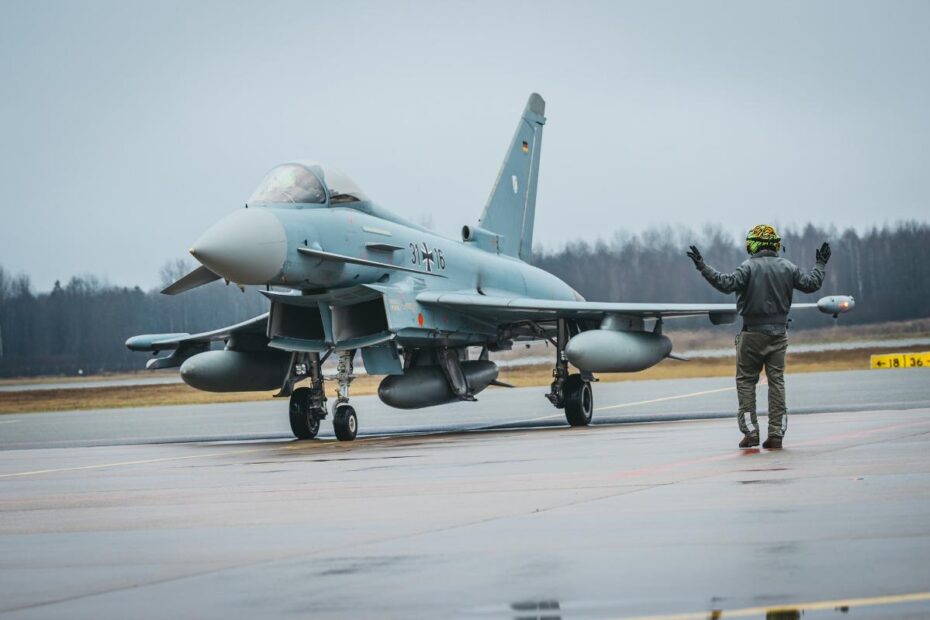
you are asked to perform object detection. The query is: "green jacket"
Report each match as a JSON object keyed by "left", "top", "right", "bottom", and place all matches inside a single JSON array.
[{"left": 700, "top": 250, "right": 825, "bottom": 329}]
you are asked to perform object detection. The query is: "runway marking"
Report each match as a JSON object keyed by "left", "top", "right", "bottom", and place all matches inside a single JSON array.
[
  {"left": 0, "top": 436, "right": 358, "bottom": 479},
  {"left": 596, "top": 386, "right": 734, "bottom": 412},
  {"left": 498, "top": 386, "right": 737, "bottom": 427},
  {"left": 0, "top": 448, "right": 268, "bottom": 479},
  {"left": 613, "top": 590, "right": 930, "bottom": 619},
  {"left": 492, "top": 413, "right": 564, "bottom": 426},
  {"left": 0, "top": 419, "right": 20, "bottom": 424}
]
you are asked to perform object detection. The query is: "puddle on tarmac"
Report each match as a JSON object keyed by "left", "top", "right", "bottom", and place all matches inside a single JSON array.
[{"left": 510, "top": 599, "right": 561, "bottom": 620}]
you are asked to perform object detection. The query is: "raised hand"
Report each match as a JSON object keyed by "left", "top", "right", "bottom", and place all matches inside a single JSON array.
[
  {"left": 815, "top": 242, "right": 831, "bottom": 265},
  {"left": 686, "top": 245, "right": 704, "bottom": 270}
]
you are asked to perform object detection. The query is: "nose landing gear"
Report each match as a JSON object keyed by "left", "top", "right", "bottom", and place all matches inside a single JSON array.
[
  {"left": 333, "top": 404, "right": 358, "bottom": 441},
  {"left": 331, "top": 350, "right": 358, "bottom": 441}
]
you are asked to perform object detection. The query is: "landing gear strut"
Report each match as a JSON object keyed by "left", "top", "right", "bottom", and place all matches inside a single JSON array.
[
  {"left": 332, "top": 350, "right": 358, "bottom": 441},
  {"left": 545, "top": 319, "right": 594, "bottom": 427},
  {"left": 288, "top": 353, "right": 326, "bottom": 439}
]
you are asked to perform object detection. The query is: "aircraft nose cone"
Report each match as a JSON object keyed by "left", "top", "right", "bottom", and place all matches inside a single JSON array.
[{"left": 190, "top": 209, "right": 286, "bottom": 285}]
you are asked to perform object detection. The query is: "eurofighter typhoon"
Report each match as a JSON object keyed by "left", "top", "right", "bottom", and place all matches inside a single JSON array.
[{"left": 127, "top": 94, "right": 854, "bottom": 440}]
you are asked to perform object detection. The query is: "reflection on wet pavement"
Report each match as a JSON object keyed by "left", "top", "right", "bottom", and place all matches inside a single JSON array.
[{"left": 511, "top": 599, "right": 561, "bottom": 620}]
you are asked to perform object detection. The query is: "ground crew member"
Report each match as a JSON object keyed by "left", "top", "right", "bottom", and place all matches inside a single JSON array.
[{"left": 686, "top": 225, "right": 830, "bottom": 449}]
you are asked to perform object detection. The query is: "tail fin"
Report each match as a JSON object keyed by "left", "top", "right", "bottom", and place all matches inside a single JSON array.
[{"left": 477, "top": 93, "right": 546, "bottom": 261}]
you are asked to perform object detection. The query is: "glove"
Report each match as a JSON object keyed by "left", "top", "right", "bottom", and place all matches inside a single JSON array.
[
  {"left": 815, "top": 242, "right": 831, "bottom": 265},
  {"left": 686, "top": 245, "right": 704, "bottom": 270}
]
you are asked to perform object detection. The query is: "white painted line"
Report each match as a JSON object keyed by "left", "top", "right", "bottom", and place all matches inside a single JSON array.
[
  {"left": 0, "top": 419, "right": 20, "bottom": 424},
  {"left": 0, "top": 447, "right": 265, "bottom": 479},
  {"left": 0, "top": 436, "right": 352, "bottom": 479},
  {"left": 487, "top": 386, "right": 736, "bottom": 427},
  {"left": 596, "top": 386, "right": 735, "bottom": 412}
]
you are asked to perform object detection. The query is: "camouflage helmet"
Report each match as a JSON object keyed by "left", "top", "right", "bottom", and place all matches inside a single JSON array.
[{"left": 746, "top": 224, "right": 781, "bottom": 255}]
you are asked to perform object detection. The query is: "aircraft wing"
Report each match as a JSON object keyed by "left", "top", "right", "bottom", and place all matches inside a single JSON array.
[
  {"left": 417, "top": 292, "right": 818, "bottom": 323},
  {"left": 125, "top": 313, "right": 270, "bottom": 369}
]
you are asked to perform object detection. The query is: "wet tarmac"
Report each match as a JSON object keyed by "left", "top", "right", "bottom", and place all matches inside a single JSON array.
[{"left": 1, "top": 369, "right": 929, "bottom": 618}]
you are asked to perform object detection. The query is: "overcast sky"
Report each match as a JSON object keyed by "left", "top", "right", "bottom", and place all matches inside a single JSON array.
[{"left": 1, "top": 0, "right": 928, "bottom": 291}]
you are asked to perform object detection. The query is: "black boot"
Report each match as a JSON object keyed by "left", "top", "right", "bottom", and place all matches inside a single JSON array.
[
  {"left": 739, "top": 433, "right": 760, "bottom": 448},
  {"left": 763, "top": 436, "right": 783, "bottom": 449}
]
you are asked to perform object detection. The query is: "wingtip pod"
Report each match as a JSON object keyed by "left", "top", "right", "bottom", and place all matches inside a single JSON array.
[{"left": 817, "top": 295, "right": 855, "bottom": 317}]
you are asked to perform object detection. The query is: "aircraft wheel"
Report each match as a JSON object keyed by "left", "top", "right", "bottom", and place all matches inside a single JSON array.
[
  {"left": 563, "top": 374, "right": 593, "bottom": 427},
  {"left": 333, "top": 404, "right": 358, "bottom": 441},
  {"left": 289, "top": 387, "right": 320, "bottom": 439}
]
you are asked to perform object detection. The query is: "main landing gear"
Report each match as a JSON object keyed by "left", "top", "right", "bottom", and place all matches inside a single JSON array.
[
  {"left": 545, "top": 319, "right": 595, "bottom": 427},
  {"left": 288, "top": 353, "right": 326, "bottom": 439},
  {"left": 285, "top": 350, "right": 358, "bottom": 441},
  {"left": 289, "top": 387, "right": 323, "bottom": 439}
]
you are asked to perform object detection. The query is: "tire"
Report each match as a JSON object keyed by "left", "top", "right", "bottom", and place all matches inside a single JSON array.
[
  {"left": 333, "top": 404, "right": 358, "bottom": 441},
  {"left": 289, "top": 387, "right": 320, "bottom": 439},
  {"left": 563, "top": 374, "right": 593, "bottom": 427}
]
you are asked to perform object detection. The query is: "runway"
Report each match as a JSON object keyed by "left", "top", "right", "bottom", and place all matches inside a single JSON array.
[
  {"left": 3, "top": 369, "right": 930, "bottom": 450},
  {"left": 1, "top": 369, "right": 930, "bottom": 618}
]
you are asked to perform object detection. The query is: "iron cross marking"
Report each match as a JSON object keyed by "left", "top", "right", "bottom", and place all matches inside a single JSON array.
[{"left": 420, "top": 242, "right": 435, "bottom": 272}]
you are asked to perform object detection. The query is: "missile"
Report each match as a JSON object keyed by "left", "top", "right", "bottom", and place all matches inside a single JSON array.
[
  {"left": 125, "top": 333, "right": 190, "bottom": 352},
  {"left": 378, "top": 360, "right": 499, "bottom": 409},
  {"left": 565, "top": 330, "right": 672, "bottom": 373},
  {"left": 817, "top": 295, "right": 855, "bottom": 317},
  {"left": 180, "top": 350, "right": 291, "bottom": 392}
]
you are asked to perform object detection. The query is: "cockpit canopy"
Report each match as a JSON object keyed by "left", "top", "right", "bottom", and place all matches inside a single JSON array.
[{"left": 247, "top": 161, "right": 368, "bottom": 206}]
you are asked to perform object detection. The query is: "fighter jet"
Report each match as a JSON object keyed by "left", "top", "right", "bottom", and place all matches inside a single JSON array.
[{"left": 127, "top": 94, "right": 854, "bottom": 441}]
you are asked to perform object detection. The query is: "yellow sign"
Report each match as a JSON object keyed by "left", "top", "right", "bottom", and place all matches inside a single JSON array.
[{"left": 870, "top": 351, "right": 930, "bottom": 370}]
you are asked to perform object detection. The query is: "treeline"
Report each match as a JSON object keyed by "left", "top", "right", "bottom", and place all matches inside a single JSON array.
[
  {"left": 1, "top": 222, "right": 928, "bottom": 377},
  {"left": 0, "top": 261, "right": 266, "bottom": 377}
]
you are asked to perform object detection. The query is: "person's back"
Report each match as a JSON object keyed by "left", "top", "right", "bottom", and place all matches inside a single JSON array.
[
  {"left": 686, "top": 225, "right": 830, "bottom": 448},
  {"left": 704, "top": 249, "right": 825, "bottom": 333}
]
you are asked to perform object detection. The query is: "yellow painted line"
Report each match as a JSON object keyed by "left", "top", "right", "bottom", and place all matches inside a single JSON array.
[
  {"left": 596, "top": 387, "right": 734, "bottom": 412},
  {"left": 612, "top": 590, "right": 930, "bottom": 620}
]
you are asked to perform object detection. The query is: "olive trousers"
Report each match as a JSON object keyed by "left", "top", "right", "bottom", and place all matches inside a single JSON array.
[{"left": 735, "top": 331, "right": 789, "bottom": 438}]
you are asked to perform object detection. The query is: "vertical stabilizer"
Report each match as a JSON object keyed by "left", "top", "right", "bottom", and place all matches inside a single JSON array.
[{"left": 476, "top": 93, "right": 546, "bottom": 261}]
